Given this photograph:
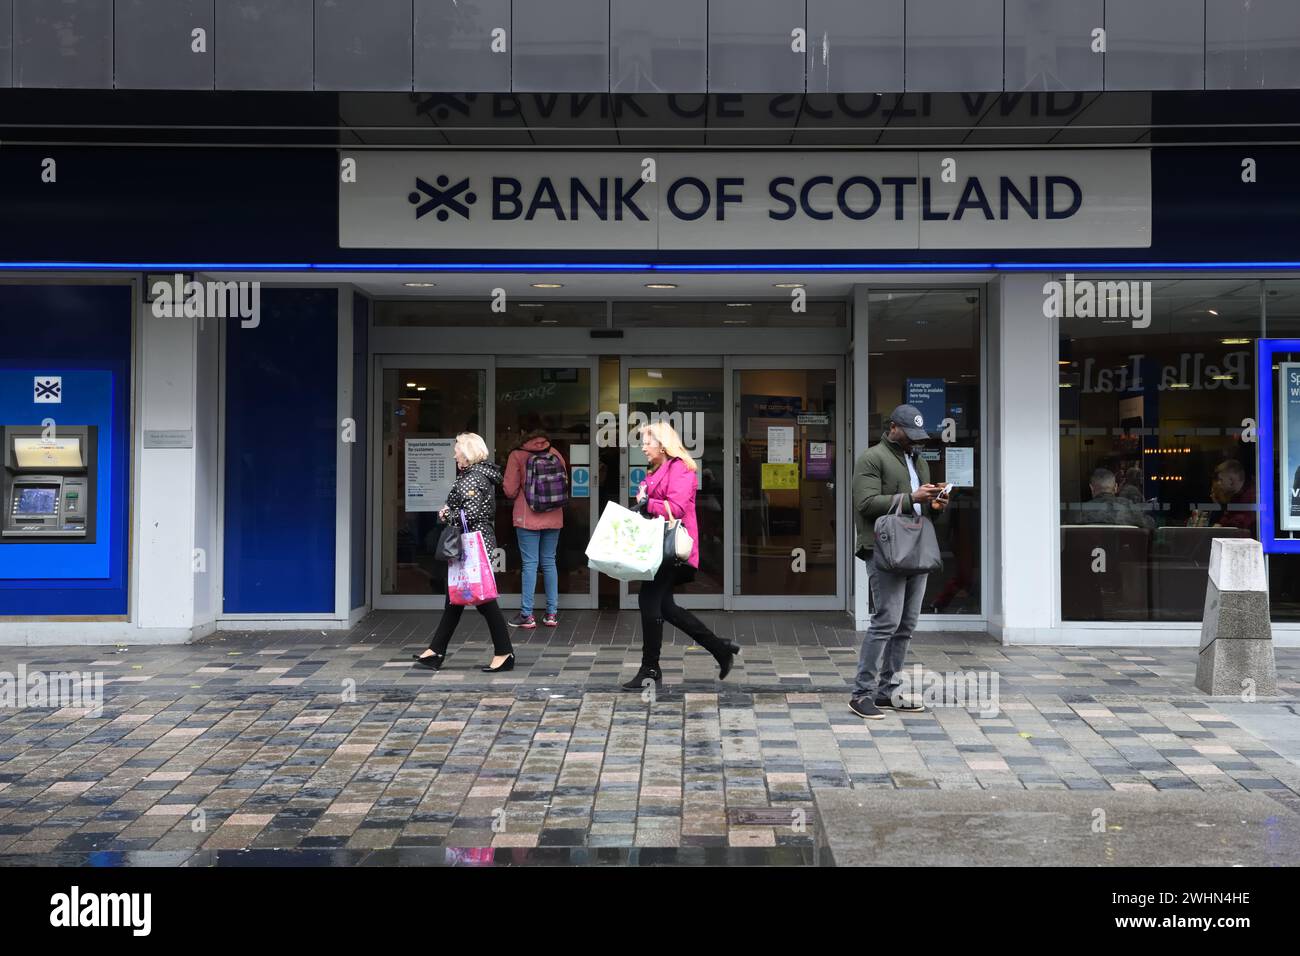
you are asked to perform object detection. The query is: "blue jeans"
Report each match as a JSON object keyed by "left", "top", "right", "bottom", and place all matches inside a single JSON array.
[
  {"left": 517, "top": 527, "right": 559, "bottom": 616},
  {"left": 853, "top": 554, "right": 927, "bottom": 700}
]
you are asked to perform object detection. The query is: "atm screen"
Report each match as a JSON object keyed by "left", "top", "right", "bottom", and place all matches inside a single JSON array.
[{"left": 16, "top": 487, "right": 58, "bottom": 514}]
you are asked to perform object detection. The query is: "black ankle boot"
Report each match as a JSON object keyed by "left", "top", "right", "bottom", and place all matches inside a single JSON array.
[
  {"left": 622, "top": 666, "right": 662, "bottom": 691},
  {"left": 714, "top": 641, "right": 741, "bottom": 680}
]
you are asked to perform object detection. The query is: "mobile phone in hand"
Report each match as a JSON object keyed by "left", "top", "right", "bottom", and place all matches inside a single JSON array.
[{"left": 937, "top": 483, "right": 954, "bottom": 500}]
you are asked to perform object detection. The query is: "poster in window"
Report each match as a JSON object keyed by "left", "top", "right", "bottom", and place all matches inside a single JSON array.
[{"left": 1281, "top": 363, "right": 1300, "bottom": 530}]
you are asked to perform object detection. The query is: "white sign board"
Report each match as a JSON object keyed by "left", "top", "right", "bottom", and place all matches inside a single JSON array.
[
  {"left": 945, "top": 447, "right": 975, "bottom": 488},
  {"left": 405, "top": 438, "right": 456, "bottom": 513},
  {"left": 339, "top": 150, "right": 1152, "bottom": 250},
  {"left": 768, "top": 426, "right": 795, "bottom": 464}
]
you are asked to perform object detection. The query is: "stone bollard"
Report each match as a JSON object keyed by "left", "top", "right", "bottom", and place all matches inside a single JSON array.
[{"left": 1195, "top": 538, "right": 1277, "bottom": 696}]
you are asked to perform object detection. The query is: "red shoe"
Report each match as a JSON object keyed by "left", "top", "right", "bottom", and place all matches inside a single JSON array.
[{"left": 542, "top": 613, "right": 558, "bottom": 627}]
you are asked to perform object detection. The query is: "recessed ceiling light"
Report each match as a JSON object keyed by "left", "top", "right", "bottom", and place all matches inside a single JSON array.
[
  {"left": 723, "top": 319, "right": 748, "bottom": 325},
  {"left": 517, "top": 302, "right": 545, "bottom": 308},
  {"left": 1211, "top": 374, "right": 1234, "bottom": 381},
  {"left": 531, "top": 282, "right": 564, "bottom": 289},
  {"left": 405, "top": 382, "right": 418, "bottom": 387},
  {"left": 868, "top": 352, "right": 884, "bottom": 356},
  {"left": 885, "top": 337, "right": 907, "bottom": 343},
  {"left": 1057, "top": 360, "right": 1071, "bottom": 366},
  {"left": 1221, "top": 337, "right": 1250, "bottom": 345},
  {"left": 726, "top": 303, "right": 751, "bottom": 308},
  {"left": 539, "top": 319, "right": 559, "bottom": 324},
  {"left": 403, "top": 281, "right": 437, "bottom": 288},
  {"left": 1058, "top": 383, "right": 1073, "bottom": 389},
  {"left": 645, "top": 283, "right": 678, "bottom": 289},
  {"left": 773, "top": 282, "right": 804, "bottom": 289},
  {"left": 416, "top": 386, "right": 427, "bottom": 392},
  {"left": 1168, "top": 383, "right": 1191, "bottom": 389},
  {"left": 1207, "top": 309, "right": 1219, "bottom": 315},
  {"left": 646, "top": 370, "right": 663, "bottom": 379}
]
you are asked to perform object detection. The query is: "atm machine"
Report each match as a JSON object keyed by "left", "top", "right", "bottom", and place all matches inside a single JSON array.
[{"left": 1, "top": 425, "right": 97, "bottom": 543}]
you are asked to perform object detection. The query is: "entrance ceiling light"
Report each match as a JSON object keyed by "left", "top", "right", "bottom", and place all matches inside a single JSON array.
[
  {"left": 403, "top": 282, "right": 437, "bottom": 288},
  {"left": 644, "top": 283, "right": 677, "bottom": 289},
  {"left": 772, "top": 282, "right": 804, "bottom": 289},
  {"left": 531, "top": 282, "right": 564, "bottom": 289}
]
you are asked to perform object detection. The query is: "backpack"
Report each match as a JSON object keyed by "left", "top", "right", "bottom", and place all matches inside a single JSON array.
[{"left": 523, "top": 447, "right": 568, "bottom": 512}]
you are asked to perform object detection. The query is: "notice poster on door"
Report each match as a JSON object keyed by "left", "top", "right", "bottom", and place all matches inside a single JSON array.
[
  {"left": 767, "top": 426, "right": 795, "bottom": 464},
  {"left": 945, "top": 446, "right": 975, "bottom": 488},
  {"left": 806, "top": 441, "right": 833, "bottom": 479},
  {"left": 405, "top": 437, "right": 456, "bottom": 512},
  {"left": 906, "top": 378, "right": 946, "bottom": 434},
  {"left": 762, "top": 463, "right": 799, "bottom": 490}
]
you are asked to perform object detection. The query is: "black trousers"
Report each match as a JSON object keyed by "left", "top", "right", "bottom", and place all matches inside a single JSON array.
[
  {"left": 427, "top": 595, "right": 513, "bottom": 656},
  {"left": 637, "top": 561, "right": 726, "bottom": 669}
]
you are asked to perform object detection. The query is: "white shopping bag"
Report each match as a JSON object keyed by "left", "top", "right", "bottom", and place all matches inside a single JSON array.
[{"left": 585, "top": 500, "right": 664, "bottom": 581}]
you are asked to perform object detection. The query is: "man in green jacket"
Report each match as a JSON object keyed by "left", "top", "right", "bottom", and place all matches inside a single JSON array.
[{"left": 850, "top": 404, "right": 948, "bottom": 720}]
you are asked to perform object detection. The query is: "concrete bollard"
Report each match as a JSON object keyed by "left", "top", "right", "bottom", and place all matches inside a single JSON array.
[{"left": 1195, "top": 538, "right": 1277, "bottom": 696}]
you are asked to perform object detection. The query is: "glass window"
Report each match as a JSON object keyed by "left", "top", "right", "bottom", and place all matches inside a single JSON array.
[
  {"left": 375, "top": 300, "right": 607, "bottom": 327},
  {"left": 613, "top": 300, "right": 846, "bottom": 328},
  {"left": 1058, "top": 278, "right": 1261, "bottom": 622},
  {"left": 867, "top": 290, "right": 983, "bottom": 614},
  {"left": 1261, "top": 279, "right": 1300, "bottom": 621}
]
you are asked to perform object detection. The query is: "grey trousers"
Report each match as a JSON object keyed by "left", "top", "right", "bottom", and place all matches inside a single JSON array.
[{"left": 852, "top": 554, "right": 928, "bottom": 699}]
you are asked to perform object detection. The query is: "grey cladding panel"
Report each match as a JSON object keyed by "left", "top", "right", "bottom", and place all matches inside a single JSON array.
[
  {"left": 906, "top": 0, "right": 1004, "bottom": 92},
  {"left": 115, "top": 0, "right": 215, "bottom": 90},
  {"left": 0, "top": 1, "right": 12, "bottom": 87},
  {"left": 216, "top": 0, "right": 314, "bottom": 91},
  {"left": 1105, "top": 0, "right": 1205, "bottom": 91},
  {"left": 14, "top": 0, "right": 114, "bottom": 89},
  {"left": 513, "top": 0, "right": 610, "bottom": 93},
  {"left": 807, "top": 0, "right": 904, "bottom": 93},
  {"left": 611, "top": 0, "right": 706, "bottom": 93},
  {"left": 315, "top": 0, "right": 413, "bottom": 91},
  {"left": 415, "top": 0, "right": 511, "bottom": 92},
  {"left": 709, "top": 0, "right": 806, "bottom": 93},
  {"left": 1005, "top": 0, "right": 1103, "bottom": 92},
  {"left": 1207, "top": 0, "right": 1300, "bottom": 90}
]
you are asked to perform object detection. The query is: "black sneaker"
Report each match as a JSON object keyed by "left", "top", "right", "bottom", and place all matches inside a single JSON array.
[
  {"left": 848, "top": 696, "right": 885, "bottom": 720},
  {"left": 507, "top": 613, "right": 536, "bottom": 629},
  {"left": 874, "top": 694, "right": 925, "bottom": 712}
]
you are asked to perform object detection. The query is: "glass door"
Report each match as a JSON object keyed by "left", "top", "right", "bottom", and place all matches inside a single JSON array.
[
  {"left": 375, "top": 359, "right": 488, "bottom": 606},
  {"left": 731, "top": 359, "right": 843, "bottom": 609},
  {"left": 619, "top": 359, "right": 726, "bottom": 609},
  {"left": 493, "top": 359, "right": 598, "bottom": 609}
]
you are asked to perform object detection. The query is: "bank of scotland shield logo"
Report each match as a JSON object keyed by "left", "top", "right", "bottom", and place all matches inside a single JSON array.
[{"left": 34, "top": 376, "right": 61, "bottom": 404}]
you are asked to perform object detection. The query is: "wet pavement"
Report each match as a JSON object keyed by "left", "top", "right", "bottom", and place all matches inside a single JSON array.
[{"left": 1, "top": 610, "right": 1298, "bottom": 866}]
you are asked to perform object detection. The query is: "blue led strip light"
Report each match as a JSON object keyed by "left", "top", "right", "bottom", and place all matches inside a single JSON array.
[{"left": 1256, "top": 339, "right": 1300, "bottom": 553}]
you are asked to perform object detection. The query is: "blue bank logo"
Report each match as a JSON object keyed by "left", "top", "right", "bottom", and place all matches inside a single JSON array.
[{"left": 408, "top": 175, "right": 478, "bottom": 222}]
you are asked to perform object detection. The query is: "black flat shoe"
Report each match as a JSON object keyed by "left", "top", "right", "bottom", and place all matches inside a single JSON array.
[
  {"left": 412, "top": 651, "right": 445, "bottom": 671},
  {"left": 481, "top": 653, "right": 515, "bottom": 673},
  {"left": 621, "top": 666, "right": 662, "bottom": 691},
  {"left": 714, "top": 641, "right": 742, "bottom": 680}
]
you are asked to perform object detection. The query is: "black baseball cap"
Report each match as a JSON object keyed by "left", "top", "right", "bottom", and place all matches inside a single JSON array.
[{"left": 888, "top": 404, "right": 930, "bottom": 441}]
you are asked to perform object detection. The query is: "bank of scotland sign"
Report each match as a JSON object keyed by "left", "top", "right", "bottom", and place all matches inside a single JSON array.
[{"left": 339, "top": 149, "right": 1151, "bottom": 250}]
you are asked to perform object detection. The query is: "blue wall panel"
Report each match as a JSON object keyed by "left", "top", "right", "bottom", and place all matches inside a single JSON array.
[
  {"left": 0, "top": 284, "right": 131, "bottom": 615},
  {"left": 224, "top": 289, "right": 337, "bottom": 613},
  {"left": 350, "top": 292, "right": 368, "bottom": 611}
]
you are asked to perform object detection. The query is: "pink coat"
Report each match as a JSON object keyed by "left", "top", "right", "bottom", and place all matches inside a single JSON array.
[
  {"left": 642, "top": 456, "right": 700, "bottom": 568},
  {"left": 503, "top": 437, "right": 566, "bottom": 530}
]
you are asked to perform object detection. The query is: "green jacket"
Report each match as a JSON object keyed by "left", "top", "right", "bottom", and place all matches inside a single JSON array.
[{"left": 852, "top": 433, "right": 934, "bottom": 558}]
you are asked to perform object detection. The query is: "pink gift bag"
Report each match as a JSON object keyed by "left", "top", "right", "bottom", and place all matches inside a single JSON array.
[{"left": 448, "top": 526, "right": 499, "bottom": 607}]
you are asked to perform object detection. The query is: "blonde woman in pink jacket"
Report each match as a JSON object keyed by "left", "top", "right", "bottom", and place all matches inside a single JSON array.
[{"left": 624, "top": 421, "right": 740, "bottom": 690}]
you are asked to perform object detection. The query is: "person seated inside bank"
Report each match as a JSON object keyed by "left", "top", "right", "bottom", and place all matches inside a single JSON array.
[{"left": 1067, "top": 467, "right": 1155, "bottom": 529}]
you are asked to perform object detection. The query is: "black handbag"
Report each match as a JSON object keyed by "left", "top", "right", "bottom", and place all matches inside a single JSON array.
[{"left": 434, "top": 510, "right": 467, "bottom": 562}]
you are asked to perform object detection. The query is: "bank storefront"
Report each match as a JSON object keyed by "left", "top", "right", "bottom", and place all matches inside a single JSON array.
[{"left": 1, "top": 134, "right": 1298, "bottom": 647}]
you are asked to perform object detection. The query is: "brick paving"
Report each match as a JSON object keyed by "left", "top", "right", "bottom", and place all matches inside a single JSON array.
[{"left": 1, "top": 610, "right": 1298, "bottom": 863}]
